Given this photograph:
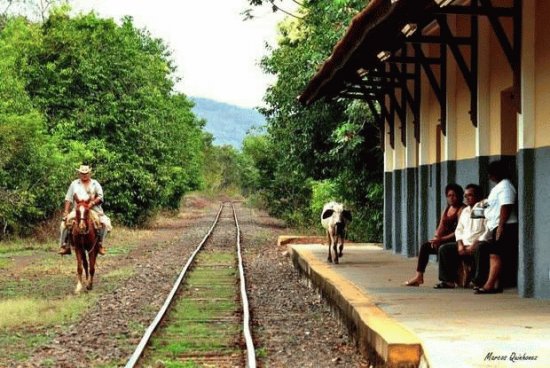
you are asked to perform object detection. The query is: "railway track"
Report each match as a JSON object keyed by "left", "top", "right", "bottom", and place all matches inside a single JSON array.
[{"left": 125, "top": 202, "right": 256, "bottom": 368}]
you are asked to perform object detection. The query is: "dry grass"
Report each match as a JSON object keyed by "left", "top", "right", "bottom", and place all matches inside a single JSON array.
[{"left": 0, "top": 296, "right": 94, "bottom": 329}]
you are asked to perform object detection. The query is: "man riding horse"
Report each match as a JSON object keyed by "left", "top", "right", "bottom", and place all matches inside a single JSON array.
[{"left": 58, "top": 165, "right": 111, "bottom": 255}]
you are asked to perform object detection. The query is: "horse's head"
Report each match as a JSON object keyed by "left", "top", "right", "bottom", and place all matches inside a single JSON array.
[{"left": 74, "top": 194, "right": 92, "bottom": 234}]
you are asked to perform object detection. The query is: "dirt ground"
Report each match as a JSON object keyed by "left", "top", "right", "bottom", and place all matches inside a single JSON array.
[{"left": 0, "top": 194, "right": 369, "bottom": 367}]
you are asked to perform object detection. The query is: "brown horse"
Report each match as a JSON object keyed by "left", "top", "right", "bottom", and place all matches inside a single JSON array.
[{"left": 70, "top": 196, "right": 99, "bottom": 293}]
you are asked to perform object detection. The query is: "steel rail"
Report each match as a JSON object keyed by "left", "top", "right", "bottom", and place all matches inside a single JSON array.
[
  {"left": 231, "top": 202, "right": 257, "bottom": 368},
  {"left": 124, "top": 203, "right": 225, "bottom": 368}
]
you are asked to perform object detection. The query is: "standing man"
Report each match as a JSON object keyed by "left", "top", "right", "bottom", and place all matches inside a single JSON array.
[
  {"left": 434, "top": 184, "right": 490, "bottom": 289},
  {"left": 58, "top": 165, "right": 111, "bottom": 255}
]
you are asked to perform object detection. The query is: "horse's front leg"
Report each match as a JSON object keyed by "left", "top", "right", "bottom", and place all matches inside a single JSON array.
[
  {"left": 82, "top": 253, "right": 89, "bottom": 288},
  {"left": 75, "top": 249, "right": 84, "bottom": 294},
  {"left": 87, "top": 252, "right": 96, "bottom": 290}
]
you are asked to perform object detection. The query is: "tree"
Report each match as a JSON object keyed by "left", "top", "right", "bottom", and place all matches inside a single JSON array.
[
  {"left": 0, "top": 17, "right": 68, "bottom": 236},
  {"left": 249, "top": 0, "right": 384, "bottom": 240},
  {"left": 1, "top": 9, "right": 206, "bottom": 233},
  {"left": 22, "top": 11, "right": 206, "bottom": 225}
]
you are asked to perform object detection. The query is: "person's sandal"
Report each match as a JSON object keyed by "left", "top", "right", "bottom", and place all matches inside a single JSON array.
[
  {"left": 403, "top": 280, "right": 421, "bottom": 287},
  {"left": 474, "top": 287, "right": 503, "bottom": 294},
  {"left": 468, "top": 281, "right": 481, "bottom": 291},
  {"left": 433, "top": 282, "right": 456, "bottom": 289}
]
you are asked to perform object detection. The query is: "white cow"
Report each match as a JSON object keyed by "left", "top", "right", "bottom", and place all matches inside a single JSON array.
[{"left": 321, "top": 201, "right": 352, "bottom": 264}]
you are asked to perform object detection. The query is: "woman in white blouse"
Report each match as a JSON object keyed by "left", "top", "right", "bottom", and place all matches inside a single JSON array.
[{"left": 475, "top": 160, "right": 518, "bottom": 294}]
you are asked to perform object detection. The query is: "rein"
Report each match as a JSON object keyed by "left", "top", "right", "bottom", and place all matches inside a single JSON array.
[{"left": 73, "top": 204, "right": 98, "bottom": 254}]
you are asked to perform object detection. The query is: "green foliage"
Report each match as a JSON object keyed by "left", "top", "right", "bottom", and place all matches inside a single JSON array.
[
  {"left": 202, "top": 143, "right": 242, "bottom": 195},
  {"left": 0, "top": 17, "right": 68, "bottom": 236},
  {"left": 1, "top": 9, "right": 206, "bottom": 234},
  {"left": 310, "top": 180, "right": 340, "bottom": 220},
  {"left": 22, "top": 11, "right": 206, "bottom": 226},
  {"left": 245, "top": 0, "right": 384, "bottom": 241}
]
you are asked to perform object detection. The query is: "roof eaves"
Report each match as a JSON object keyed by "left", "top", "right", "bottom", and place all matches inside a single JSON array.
[
  {"left": 299, "top": 0, "right": 434, "bottom": 106},
  {"left": 299, "top": 0, "right": 391, "bottom": 106}
]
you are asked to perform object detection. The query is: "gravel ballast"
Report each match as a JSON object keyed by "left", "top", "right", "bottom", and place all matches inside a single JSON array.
[{"left": 7, "top": 196, "right": 369, "bottom": 367}]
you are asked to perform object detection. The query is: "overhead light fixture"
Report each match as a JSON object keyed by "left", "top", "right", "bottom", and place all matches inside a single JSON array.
[
  {"left": 391, "top": 0, "right": 399, "bottom": 3},
  {"left": 357, "top": 68, "right": 368, "bottom": 77},
  {"left": 401, "top": 23, "right": 417, "bottom": 37},
  {"left": 377, "top": 51, "right": 391, "bottom": 62},
  {"left": 434, "top": 0, "right": 454, "bottom": 7}
]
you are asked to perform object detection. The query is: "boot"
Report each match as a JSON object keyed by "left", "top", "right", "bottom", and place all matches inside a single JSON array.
[
  {"left": 97, "top": 242, "right": 106, "bottom": 255},
  {"left": 58, "top": 245, "right": 71, "bottom": 255},
  {"left": 97, "top": 228, "right": 106, "bottom": 255},
  {"left": 58, "top": 228, "right": 71, "bottom": 255}
]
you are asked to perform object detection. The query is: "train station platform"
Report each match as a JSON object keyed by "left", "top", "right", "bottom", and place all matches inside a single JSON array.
[{"left": 283, "top": 239, "right": 550, "bottom": 368}]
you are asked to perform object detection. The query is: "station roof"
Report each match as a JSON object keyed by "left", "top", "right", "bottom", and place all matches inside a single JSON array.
[{"left": 298, "top": 0, "right": 437, "bottom": 106}]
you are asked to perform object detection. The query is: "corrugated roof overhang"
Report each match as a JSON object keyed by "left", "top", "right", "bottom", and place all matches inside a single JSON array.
[{"left": 299, "top": 0, "right": 437, "bottom": 106}]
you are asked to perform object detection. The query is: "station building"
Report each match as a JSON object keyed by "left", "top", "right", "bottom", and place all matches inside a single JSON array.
[{"left": 299, "top": 0, "right": 550, "bottom": 298}]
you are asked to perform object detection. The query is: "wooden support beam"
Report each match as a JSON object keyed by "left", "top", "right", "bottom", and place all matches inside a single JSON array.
[
  {"left": 408, "top": 42, "right": 447, "bottom": 135},
  {"left": 414, "top": 62, "right": 421, "bottom": 143},
  {"left": 388, "top": 95, "right": 395, "bottom": 149},
  {"left": 399, "top": 46, "right": 407, "bottom": 146},
  {"left": 407, "top": 35, "right": 471, "bottom": 45},
  {"left": 387, "top": 56, "right": 440, "bottom": 64},
  {"left": 389, "top": 88, "right": 406, "bottom": 139},
  {"left": 436, "top": 13, "right": 479, "bottom": 127},
  {"left": 470, "top": 1, "right": 479, "bottom": 126},
  {"left": 437, "top": 16, "right": 473, "bottom": 91},
  {"left": 440, "top": 40, "right": 447, "bottom": 135},
  {"left": 432, "top": 4, "right": 515, "bottom": 16},
  {"left": 389, "top": 64, "right": 417, "bottom": 115},
  {"left": 479, "top": 0, "right": 516, "bottom": 68},
  {"left": 364, "top": 71, "right": 416, "bottom": 80},
  {"left": 366, "top": 99, "right": 384, "bottom": 151}
]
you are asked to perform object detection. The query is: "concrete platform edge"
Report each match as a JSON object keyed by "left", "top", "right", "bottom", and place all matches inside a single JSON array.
[{"left": 287, "top": 244, "right": 424, "bottom": 367}]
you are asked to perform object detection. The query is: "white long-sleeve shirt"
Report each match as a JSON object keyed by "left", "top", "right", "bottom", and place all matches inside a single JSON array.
[{"left": 455, "top": 205, "right": 490, "bottom": 246}]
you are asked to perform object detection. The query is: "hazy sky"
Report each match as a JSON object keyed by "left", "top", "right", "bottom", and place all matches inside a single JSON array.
[{"left": 72, "top": 0, "right": 291, "bottom": 108}]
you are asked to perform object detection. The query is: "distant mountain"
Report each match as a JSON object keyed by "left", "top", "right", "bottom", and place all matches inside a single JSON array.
[{"left": 191, "top": 97, "right": 266, "bottom": 148}]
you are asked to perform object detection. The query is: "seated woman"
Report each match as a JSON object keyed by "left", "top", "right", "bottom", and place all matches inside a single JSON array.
[
  {"left": 404, "top": 183, "right": 465, "bottom": 287},
  {"left": 475, "top": 160, "right": 518, "bottom": 294},
  {"left": 434, "top": 184, "right": 490, "bottom": 289}
]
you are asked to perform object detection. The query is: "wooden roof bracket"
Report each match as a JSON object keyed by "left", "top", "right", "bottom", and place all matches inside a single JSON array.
[
  {"left": 363, "top": 70, "right": 416, "bottom": 80},
  {"left": 413, "top": 62, "right": 421, "bottom": 142},
  {"left": 388, "top": 80, "right": 407, "bottom": 146},
  {"left": 434, "top": 0, "right": 521, "bottom": 113},
  {"left": 364, "top": 65, "right": 421, "bottom": 143},
  {"left": 365, "top": 98, "right": 381, "bottom": 123},
  {"left": 400, "top": 46, "right": 408, "bottom": 146},
  {"left": 436, "top": 11, "right": 478, "bottom": 127},
  {"left": 411, "top": 42, "right": 447, "bottom": 135},
  {"left": 365, "top": 99, "right": 385, "bottom": 152},
  {"left": 388, "top": 93, "right": 396, "bottom": 149},
  {"left": 388, "top": 56, "right": 422, "bottom": 144},
  {"left": 378, "top": 97, "right": 393, "bottom": 149}
]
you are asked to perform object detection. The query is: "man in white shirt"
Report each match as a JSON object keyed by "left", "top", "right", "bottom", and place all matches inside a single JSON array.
[
  {"left": 434, "top": 184, "right": 490, "bottom": 289},
  {"left": 58, "top": 165, "right": 111, "bottom": 255}
]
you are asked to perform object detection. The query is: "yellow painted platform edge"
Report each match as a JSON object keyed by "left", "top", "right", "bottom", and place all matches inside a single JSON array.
[{"left": 288, "top": 244, "right": 423, "bottom": 366}]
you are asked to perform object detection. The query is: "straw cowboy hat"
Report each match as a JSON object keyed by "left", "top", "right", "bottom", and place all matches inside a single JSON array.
[{"left": 77, "top": 165, "right": 92, "bottom": 174}]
